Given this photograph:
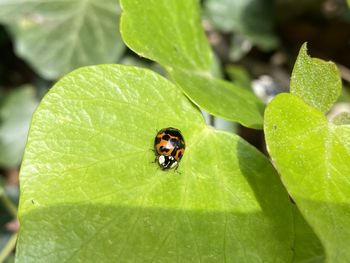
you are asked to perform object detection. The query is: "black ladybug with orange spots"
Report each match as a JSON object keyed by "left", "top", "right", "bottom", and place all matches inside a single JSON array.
[{"left": 154, "top": 127, "right": 185, "bottom": 170}]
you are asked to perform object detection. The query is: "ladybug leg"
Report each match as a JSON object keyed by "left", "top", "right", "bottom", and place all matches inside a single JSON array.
[{"left": 173, "top": 163, "right": 181, "bottom": 174}]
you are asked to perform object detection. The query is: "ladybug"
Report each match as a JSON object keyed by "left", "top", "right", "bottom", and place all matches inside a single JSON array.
[{"left": 154, "top": 127, "right": 185, "bottom": 170}]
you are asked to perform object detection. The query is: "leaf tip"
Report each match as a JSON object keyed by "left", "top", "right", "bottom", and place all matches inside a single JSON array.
[
  {"left": 299, "top": 42, "right": 308, "bottom": 55},
  {"left": 290, "top": 42, "right": 342, "bottom": 113}
]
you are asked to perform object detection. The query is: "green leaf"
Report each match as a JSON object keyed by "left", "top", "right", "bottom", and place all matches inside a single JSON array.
[
  {"left": 0, "top": 0, "right": 125, "bottom": 79},
  {"left": 17, "top": 65, "right": 294, "bottom": 262},
  {"left": 265, "top": 93, "right": 350, "bottom": 262},
  {"left": 120, "top": 0, "right": 211, "bottom": 71},
  {"left": 169, "top": 68, "right": 264, "bottom": 129},
  {"left": 204, "top": 0, "right": 279, "bottom": 50},
  {"left": 120, "top": 0, "right": 264, "bottom": 129},
  {"left": 290, "top": 43, "right": 342, "bottom": 113},
  {"left": 0, "top": 86, "right": 38, "bottom": 168},
  {"left": 292, "top": 205, "right": 325, "bottom": 263}
]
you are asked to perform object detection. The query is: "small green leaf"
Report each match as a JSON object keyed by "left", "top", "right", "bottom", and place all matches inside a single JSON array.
[
  {"left": 120, "top": 0, "right": 264, "bottom": 129},
  {"left": 0, "top": 0, "right": 125, "bottom": 79},
  {"left": 17, "top": 65, "right": 294, "bottom": 262},
  {"left": 290, "top": 43, "right": 342, "bottom": 113},
  {"left": 265, "top": 93, "right": 350, "bottom": 262},
  {"left": 204, "top": 0, "right": 279, "bottom": 50},
  {"left": 0, "top": 86, "right": 38, "bottom": 168}
]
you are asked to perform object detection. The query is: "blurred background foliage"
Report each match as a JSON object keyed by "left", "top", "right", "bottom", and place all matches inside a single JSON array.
[{"left": 0, "top": 0, "right": 349, "bottom": 261}]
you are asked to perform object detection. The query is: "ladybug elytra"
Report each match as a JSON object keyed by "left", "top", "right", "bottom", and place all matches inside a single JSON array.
[{"left": 154, "top": 127, "right": 185, "bottom": 170}]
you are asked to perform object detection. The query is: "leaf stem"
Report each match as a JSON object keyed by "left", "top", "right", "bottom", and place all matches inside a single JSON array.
[
  {"left": 0, "top": 193, "right": 17, "bottom": 218},
  {"left": 0, "top": 232, "right": 18, "bottom": 262}
]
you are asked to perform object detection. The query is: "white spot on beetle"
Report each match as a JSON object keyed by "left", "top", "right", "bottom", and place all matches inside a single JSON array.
[
  {"left": 158, "top": 155, "right": 165, "bottom": 165},
  {"left": 170, "top": 161, "right": 178, "bottom": 168}
]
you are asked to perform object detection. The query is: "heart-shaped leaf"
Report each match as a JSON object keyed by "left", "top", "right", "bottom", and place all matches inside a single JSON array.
[
  {"left": 0, "top": 0, "right": 125, "bottom": 79},
  {"left": 17, "top": 65, "right": 293, "bottom": 262},
  {"left": 265, "top": 93, "right": 350, "bottom": 261},
  {"left": 120, "top": 0, "right": 264, "bottom": 129}
]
